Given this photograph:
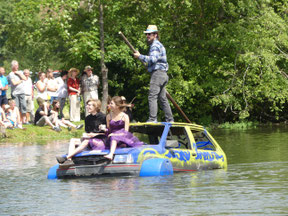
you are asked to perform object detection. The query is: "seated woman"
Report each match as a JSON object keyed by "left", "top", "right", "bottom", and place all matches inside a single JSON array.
[
  {"left": 6, "top": 100, "right": 24, "bottom": 129},
  {"left": 34, "top": 98, "right": 60, "bottom": 131},
  {"left": 104, "top": 96, "right": 143, "bottom": 160},
  {"left": 51, "top": 100, "right": 83, "bottom": 131},
  {"left": 56, "top": 99, "right": 106, "bottom": 164}
]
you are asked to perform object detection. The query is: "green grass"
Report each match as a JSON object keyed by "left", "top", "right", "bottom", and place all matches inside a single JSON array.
[
  {"left": 0, "top": 89, "right": 86, "bottom": 144},
  {"left": 0, "top": 121, "right": 84, "bottom": 144}
]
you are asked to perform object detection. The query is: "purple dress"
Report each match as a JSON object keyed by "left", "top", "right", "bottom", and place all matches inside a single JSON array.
[{"left": 107, "top": 120, "right": 143, "bottom": 148}]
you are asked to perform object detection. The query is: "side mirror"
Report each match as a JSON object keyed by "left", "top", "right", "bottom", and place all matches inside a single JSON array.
[{"left": 165, "top": 140, "right": 179, "bottom": 148}]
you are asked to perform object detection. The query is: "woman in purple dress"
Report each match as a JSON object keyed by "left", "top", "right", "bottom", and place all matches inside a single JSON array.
[{"left": 104, "top": 96, "right": 143, "bottom": 160}]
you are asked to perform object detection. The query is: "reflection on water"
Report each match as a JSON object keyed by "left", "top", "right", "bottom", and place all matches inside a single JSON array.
[{"left": 1, "top": 126, "right": 288, "bottom": 215}]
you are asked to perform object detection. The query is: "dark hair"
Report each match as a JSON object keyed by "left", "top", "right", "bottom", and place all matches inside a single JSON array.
[
  {"left": 52, "top": 100, "right": 60, "bottom": 112},
  {"left": 112, "top": 96, "right": 129, "bottom": 111},
  {"left": 60, "top": 70, "right": 68, "bottom": 77}
]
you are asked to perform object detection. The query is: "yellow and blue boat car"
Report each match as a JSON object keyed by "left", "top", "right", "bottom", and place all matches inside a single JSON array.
[{"left": 48, "top": 122, "right": 227, "bottom": 179}]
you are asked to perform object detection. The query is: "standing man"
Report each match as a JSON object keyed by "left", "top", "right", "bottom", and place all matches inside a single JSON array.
[
  {"left": 0, "top": 67, "right": 9, "bottom": 110},
  {"left": 81, "top": 65, "right": 99, "bottom": 116},
  {"left": 133, "top": 25, "right": 174, "bottom": 123},
  {"left": 23, "top": 69, "right": 34, "bottom": 123},
  {"left": 55, "top": 70, "right": 68, "bottom": 119},
  {"left": 8, "top": 60, "right": 27, "bottom": 124}
]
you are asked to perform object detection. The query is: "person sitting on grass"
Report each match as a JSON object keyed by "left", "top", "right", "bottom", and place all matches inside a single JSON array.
[
  {"left": 51, "top": 100, "right": 83, "bottom": 131},
  {"left": 6, "top": 100, "right": 25, "bottom": 129},
  {"left": 0, "top": 106, "right": 13, "bottom": 129},
  {"left": 34, "top": 98, "right": 61, "bottom": 132},
  {"left": 56, "top": 99, "right": 106, "bottom": 164}
]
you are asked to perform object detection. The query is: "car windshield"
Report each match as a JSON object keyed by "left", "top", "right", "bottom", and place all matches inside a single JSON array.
[{"left": 130, "top": 125, "right": 165, "bottom": 145}]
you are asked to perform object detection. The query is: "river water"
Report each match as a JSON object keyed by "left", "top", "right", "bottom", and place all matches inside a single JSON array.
[{"left": 1, "top": 125, "right": 288, "bottom": 215}]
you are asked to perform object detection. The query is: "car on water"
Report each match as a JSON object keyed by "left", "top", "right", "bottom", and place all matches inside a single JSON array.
[{"left": 48, "top": 122, "right": 227, "bottom": 179}]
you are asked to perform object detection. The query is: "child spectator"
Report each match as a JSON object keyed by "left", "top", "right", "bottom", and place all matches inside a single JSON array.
[{"left": 6, "top": 100, "right": 24, "bottom": 129}]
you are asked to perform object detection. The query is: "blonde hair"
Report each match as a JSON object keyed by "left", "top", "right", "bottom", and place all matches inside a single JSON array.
[{"left": 87, "top": 99, "right": 101, "bottom": 112}]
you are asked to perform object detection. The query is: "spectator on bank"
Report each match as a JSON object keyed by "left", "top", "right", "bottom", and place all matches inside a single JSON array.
[
  {"left": 55, "top": 70, "right": 68, "bottom": 119},
  {"left": 23, "top": 69, "right": 34, "bottom": 124},
  {"left": 34, "top": 98, "right": 61, "bottom": 132},
  {"left": 51, "top": 100, "right": 83, "bottom": 131},
  {"left": 0, "top": 106, "right": 13, "bottom": 129},
  {"left": 81, "top": 65, "right": 99, "bottom": 116},
  {"left": 6, "top": 100, "right": 24, "bottom": 129},
  {"left": 0, "top": 67, "right": 9, "bottom": 109},
  {"left": 8, "top": 60, "right": 27, "bottom": 124},
  {"left": 35, "top": 72, "right": 48, "bottom": 101},
  {"left": 46, "top": 69, "right": 58, "bottom": 103},
  {"left": 67, "top": 68, "right": 81, "bottom": 122}
]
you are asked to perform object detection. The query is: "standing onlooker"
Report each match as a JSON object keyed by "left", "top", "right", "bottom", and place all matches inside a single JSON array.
[
  {"left": 23, "top": 69, "right": 34, "bottom": 123},
  {"left": 0, "top": 67, "right": 9, "bottom": 109},
  {"left": 133, "top": 25, "right": 174, "bottom": 122},
  {"left": 35, "top": 72, "right": 48, "bottom": 101},
  {"left": 81, "top": 65, "right": 99, "bottom": 116},
  {"left": 55, "top": 70, "right": 68, "bottom": 119},
  {"left": 67, "top": 68, "right": 81, "bottom": 122},
  {"left": 8, "top": 60, "right": 27, "bottom": 124},
  {"left": 46, "top": 69, "right": 58, "bottom": 103}
]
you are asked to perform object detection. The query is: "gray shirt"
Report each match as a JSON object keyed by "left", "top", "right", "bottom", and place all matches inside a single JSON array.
[
  {"left": 9, "top": 71, "right": 25, "bottom": 95},
  {"left": 81, "top": 74, "right": 99, "bottom": 92}
]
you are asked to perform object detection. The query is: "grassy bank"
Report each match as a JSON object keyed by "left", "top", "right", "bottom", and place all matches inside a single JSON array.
[{"left": 0, "top": 121, "right": 84, "bottom": 144}]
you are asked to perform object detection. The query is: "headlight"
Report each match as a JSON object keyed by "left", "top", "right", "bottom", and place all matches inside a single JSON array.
[{"left": 113, "top": 154, "right": 134, "bottom": 164}]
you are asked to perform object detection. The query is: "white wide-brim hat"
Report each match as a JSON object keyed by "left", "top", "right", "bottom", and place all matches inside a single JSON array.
[{"left": 144, "top": 25, "right": 158, "bottom": 34}]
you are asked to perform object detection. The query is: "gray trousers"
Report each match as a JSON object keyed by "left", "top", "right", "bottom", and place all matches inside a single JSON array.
[
  {"left": 148, "top": 70, "right": 174, "bottom": 122},
  {"left": 58, "top": 97, "right": 66, "bottom": 119}
]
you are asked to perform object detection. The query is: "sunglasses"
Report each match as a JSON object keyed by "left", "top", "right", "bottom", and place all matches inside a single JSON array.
[{"left": 145, "top": 33, "right": 155, "bottom": 36}]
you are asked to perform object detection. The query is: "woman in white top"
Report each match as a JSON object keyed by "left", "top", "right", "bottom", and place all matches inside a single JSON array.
[
  {"left": 36, "top": 72, "right": 48, "bottom": 101},
  {"left": 46, "top": 69, "right": 58, "bottom": 103}
]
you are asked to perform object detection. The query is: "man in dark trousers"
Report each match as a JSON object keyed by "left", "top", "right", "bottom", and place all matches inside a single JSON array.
[{"left": 134, "top": 25, "right": 174, "bottom": 123}]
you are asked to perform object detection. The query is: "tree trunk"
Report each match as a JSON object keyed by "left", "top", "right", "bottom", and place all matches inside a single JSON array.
[{"left": 99, "top": 1, "right": 108, "bottom": 113}]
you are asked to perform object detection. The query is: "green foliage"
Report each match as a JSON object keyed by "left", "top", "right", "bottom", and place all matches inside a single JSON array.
[
  {"left": 0, "top": 0, "right": 288, "bottom": 123},
  {"left": 218, "top": 121, "right": 259, "bottom": 130}
]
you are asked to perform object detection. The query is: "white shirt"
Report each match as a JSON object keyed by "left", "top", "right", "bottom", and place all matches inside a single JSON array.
[
  {"left": 23, "top": 77, "right": 33, "bottom": 96},
  {"left": 46, "top": 78, "right": 58, "bottom": 97},
  {"left": 56, "top": 77, "right": 68, "bottom": 98}
]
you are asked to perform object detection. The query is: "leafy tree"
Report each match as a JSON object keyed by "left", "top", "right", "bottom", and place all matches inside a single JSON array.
[{"left": 1, "top": 0, "right": 288, "bottom": 124}]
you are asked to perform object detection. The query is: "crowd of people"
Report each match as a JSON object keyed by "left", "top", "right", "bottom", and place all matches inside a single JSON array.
[
  {"left": 0, "top": 61, "right": 100, "bottom": 131},
  {"left": 0, "top": 24, "right": 174, "bottom": 162}
]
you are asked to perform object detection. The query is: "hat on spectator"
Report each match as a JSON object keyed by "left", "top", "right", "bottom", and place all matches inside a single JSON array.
[
  {"left": 84, "top": 65, "right": 93, "bottom": 72},
  {"left": 144, "top": 25, "right": 158, "bottom": 34},
  {"left": 68, "top": 68, "right": 80, "bottom": 76}
]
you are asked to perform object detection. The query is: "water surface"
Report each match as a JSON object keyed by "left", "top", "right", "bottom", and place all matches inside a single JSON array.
[{"left": 1, "top": 126, "right": 288, "bottom": 215}]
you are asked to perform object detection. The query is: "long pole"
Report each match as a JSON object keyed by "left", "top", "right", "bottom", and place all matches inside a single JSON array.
[{"left": 119, "top": 31, "right": 192, "bottom": 123}]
